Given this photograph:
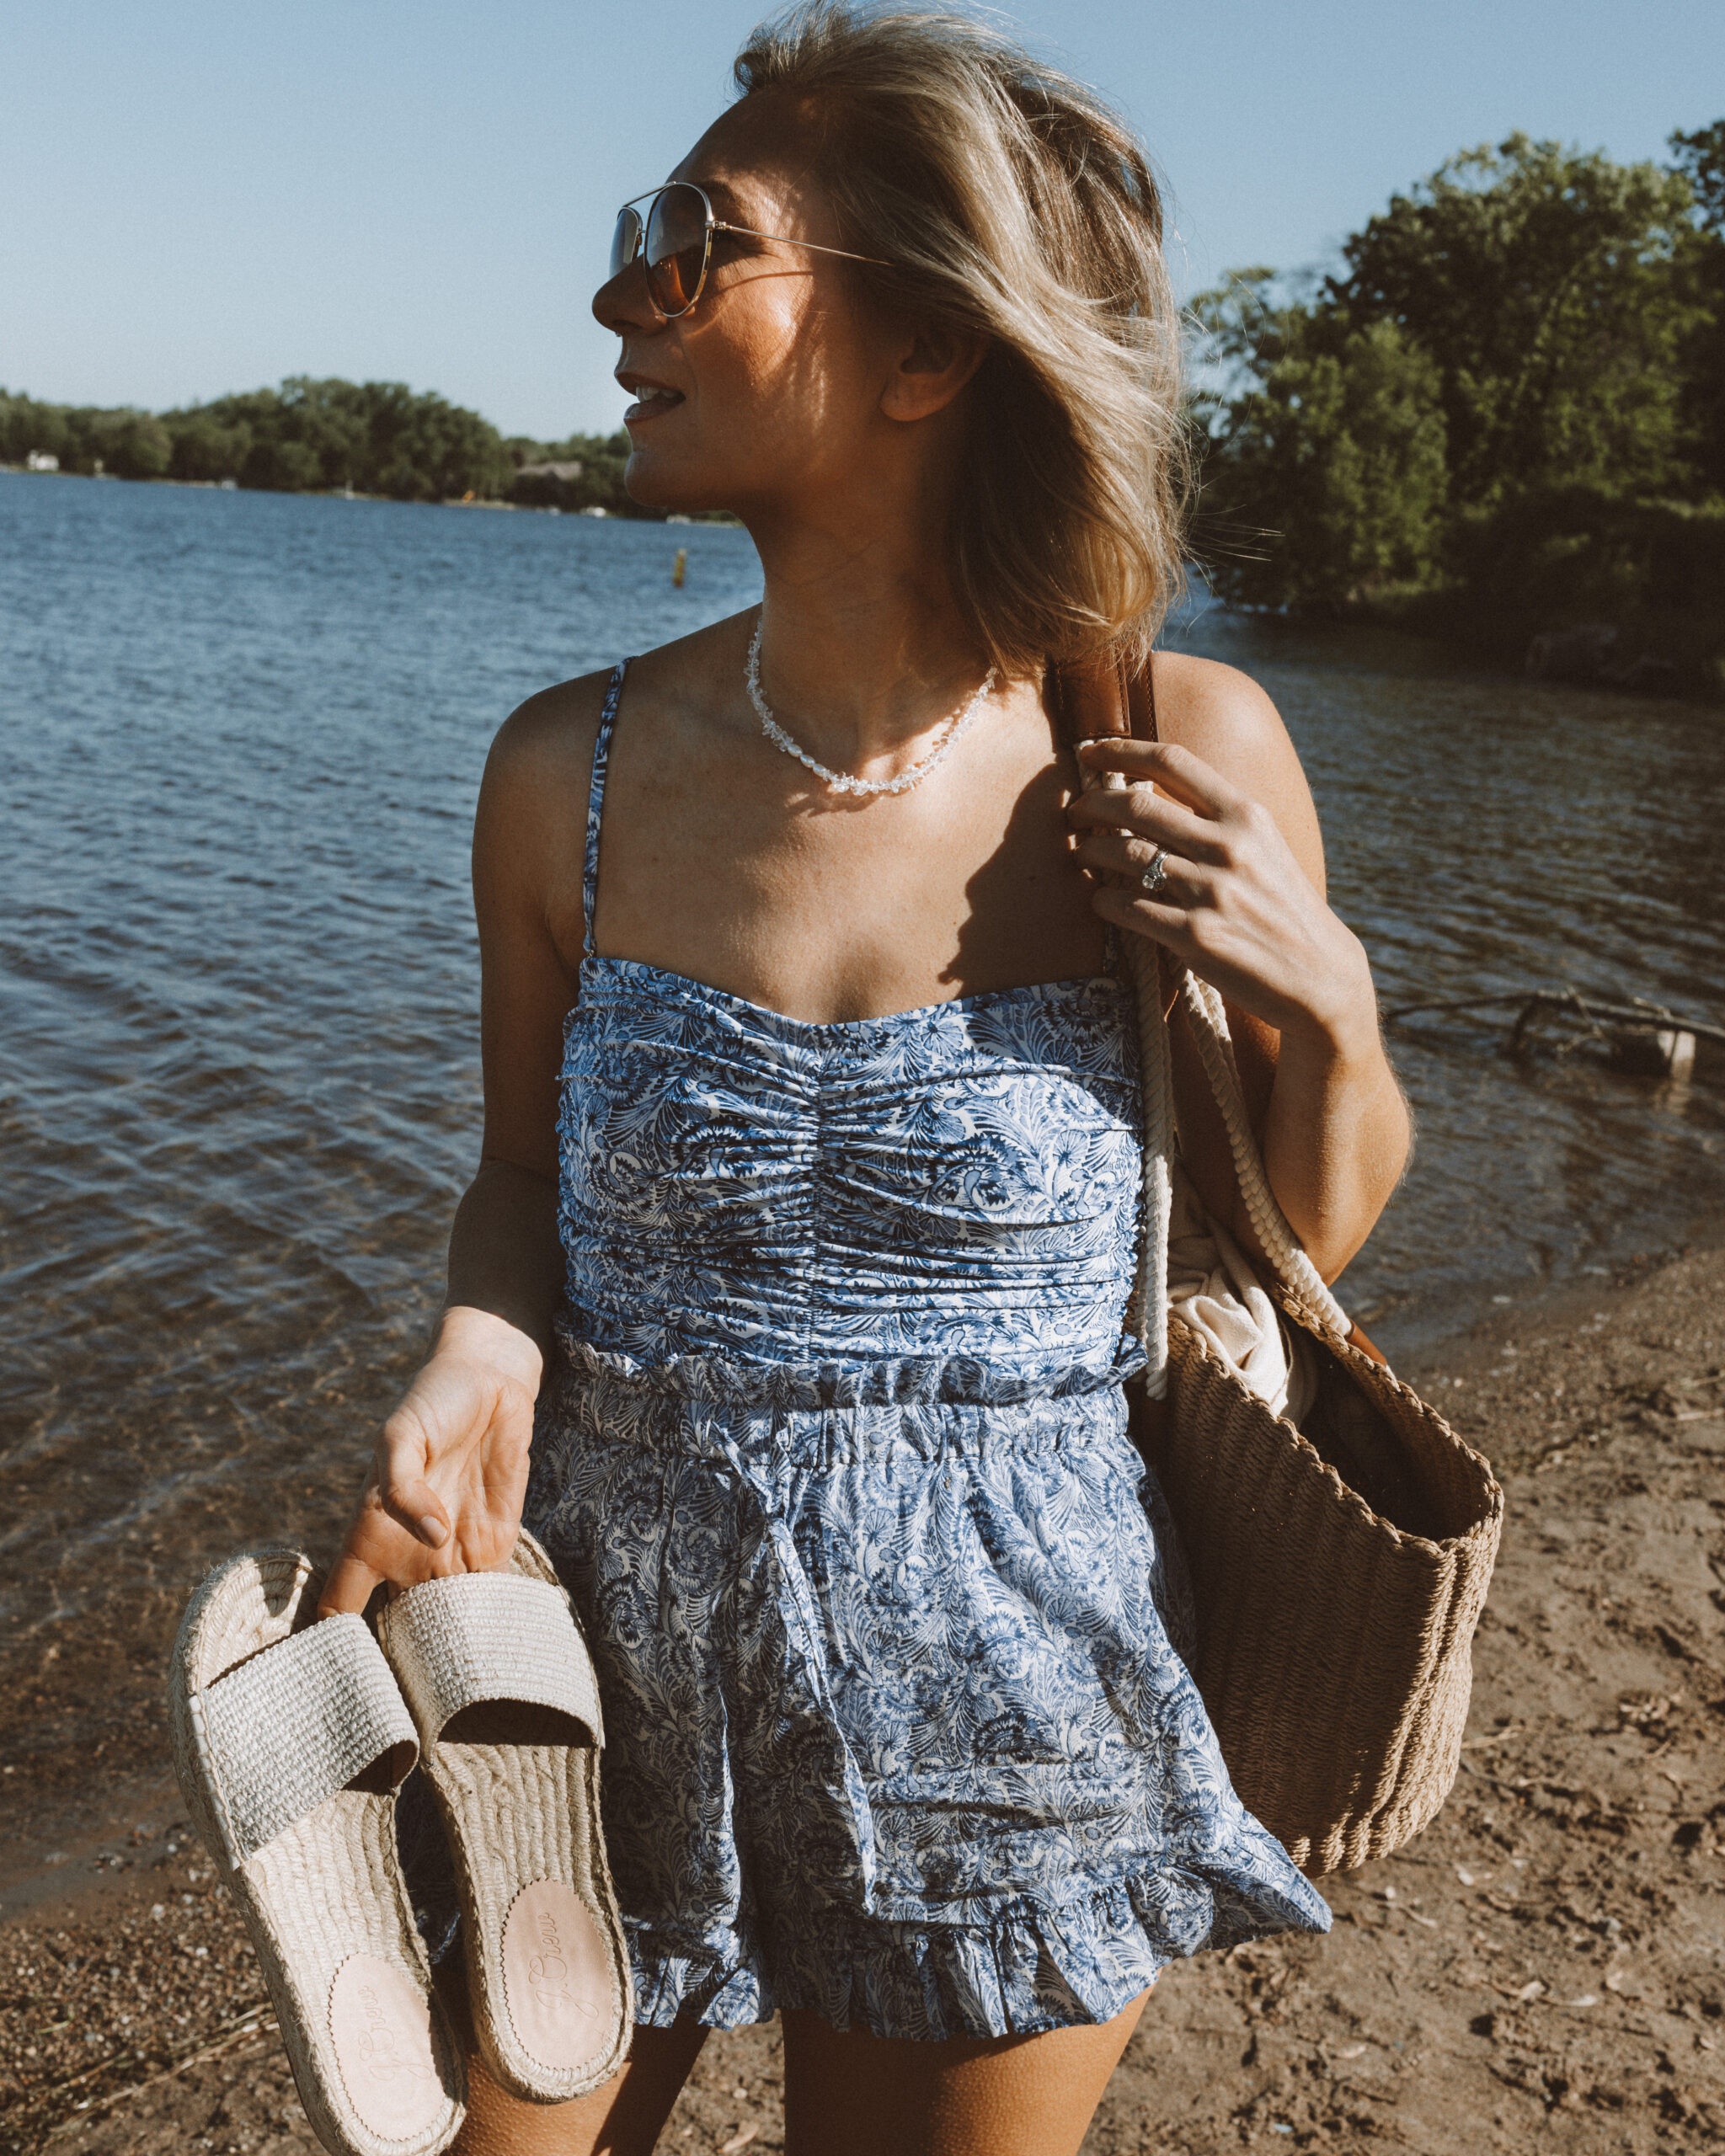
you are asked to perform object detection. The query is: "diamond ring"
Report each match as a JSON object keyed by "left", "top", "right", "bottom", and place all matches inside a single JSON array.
[{"left": 1139, "top": 848, "right": 1170, "bottom": 895}]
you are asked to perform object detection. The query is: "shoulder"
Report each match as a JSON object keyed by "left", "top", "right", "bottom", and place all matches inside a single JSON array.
[
  {"left": 489, "top": 609, "right": 755, "bottom": 788},
  {"left": 470, "top": 667, "right": 621, "bottom": 915},
  {"left": 1150, "top": 652, "right": 1291, "bottom": 772},
  {"left": 614, "top": 608, "right": 757, "bottom": 748},
  {"left": 484, "top": 665, "right": 618, "bottom": 802},
  {"left": 475, "top": 609, "right": 756, "bottom": 859},
  {"left": 1148, "top": 652, "right": 1326, "bottom": 888}
]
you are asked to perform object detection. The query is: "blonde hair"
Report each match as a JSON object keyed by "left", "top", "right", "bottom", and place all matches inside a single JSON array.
[{"left": 734, "top": 2, "right": 1186, "bottom": 675}]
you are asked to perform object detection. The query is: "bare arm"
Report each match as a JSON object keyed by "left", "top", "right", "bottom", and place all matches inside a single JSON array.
[
  {"left": 1067, "top": 654, "right": 1409, "bottom": 1283},
  {"left": 320, "top": 680, "right": 598, "bottom": 1614}
]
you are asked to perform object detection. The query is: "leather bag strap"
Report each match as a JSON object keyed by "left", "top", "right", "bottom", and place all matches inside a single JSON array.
[
  {"left": 1049, "top": 651, "right": 1178, "bottom": 1387},
  {"left": 1048, "top": 650, "right": 1155, "bottom": 748}
]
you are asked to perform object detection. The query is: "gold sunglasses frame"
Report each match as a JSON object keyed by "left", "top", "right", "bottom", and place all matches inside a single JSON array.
[{"left": 610, "top": 181, "right": 890, "bottom": 318}]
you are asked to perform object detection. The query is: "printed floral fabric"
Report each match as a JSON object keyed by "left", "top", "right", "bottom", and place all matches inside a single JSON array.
[
  {"left": 556, "top": 958, "right": 1148, "bottom": 1385},
  {"left": 523, "top": 659, "right": 1330, "bottom": 2041}
]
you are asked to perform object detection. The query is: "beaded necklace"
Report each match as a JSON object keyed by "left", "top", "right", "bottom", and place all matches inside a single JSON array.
[{"left": 745, "top": 620, "right": 995, "bottom": 798}]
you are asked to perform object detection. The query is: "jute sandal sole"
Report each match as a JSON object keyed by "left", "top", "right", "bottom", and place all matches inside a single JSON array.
[
  {"left": 378, "top": 1530, "right": 632, "bottom": 2104},
  {"left": 169, "top": 1548, "right": 466, "bottom": 2156}
]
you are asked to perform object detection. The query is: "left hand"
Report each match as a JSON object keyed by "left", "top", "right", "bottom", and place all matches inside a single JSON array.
[{"left": 1066, "top": 736, "right": 1375, "bottom": 1049}]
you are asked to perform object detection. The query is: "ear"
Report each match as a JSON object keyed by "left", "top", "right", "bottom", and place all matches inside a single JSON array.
[{"left": 879, "top": 320, "right": 990, "bottom": 423}]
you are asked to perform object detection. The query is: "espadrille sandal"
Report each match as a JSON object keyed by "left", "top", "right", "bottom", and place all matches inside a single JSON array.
[
  {"left": 377, "top": 1529, "right": 631, "bottom": 2104},
  {"left": 169, "top": 1549, "right": 466, "bottom": 2156}
]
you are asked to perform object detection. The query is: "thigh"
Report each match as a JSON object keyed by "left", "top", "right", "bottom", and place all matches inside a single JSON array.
[
  {"left": 450, "top": 2016, "right": 707, "bottom": 2156},
  {"left": 781, "top": 1987, "right": 1152, "bottom": 2156}
]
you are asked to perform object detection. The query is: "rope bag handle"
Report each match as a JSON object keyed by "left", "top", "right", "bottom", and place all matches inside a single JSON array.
[{"left": 1048, "top": 653, "right": 1353, "bottom": 1396}]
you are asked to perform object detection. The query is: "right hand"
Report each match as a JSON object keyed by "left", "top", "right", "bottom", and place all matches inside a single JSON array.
[{"left": 318, "top": 1311, "right": 542, "bottom": 1617}]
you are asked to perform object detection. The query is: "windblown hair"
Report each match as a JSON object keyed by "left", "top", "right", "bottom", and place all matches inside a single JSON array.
[{"left": 734, "top": 2, "right": 1186, "bottom": 675}]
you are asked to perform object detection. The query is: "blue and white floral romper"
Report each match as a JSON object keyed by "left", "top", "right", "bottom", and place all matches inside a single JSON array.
[{"left": 522, "top": 659, "right": 1329, "bottom": 2042}]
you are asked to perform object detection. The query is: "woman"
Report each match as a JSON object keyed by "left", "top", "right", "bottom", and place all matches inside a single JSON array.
[{"left": 323, "top": 7, "right": 1410, "bottom": 2151}]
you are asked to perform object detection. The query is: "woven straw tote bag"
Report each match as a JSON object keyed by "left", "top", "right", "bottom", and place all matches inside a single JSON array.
[{"left": 1051, "top": 653, "right": 1503, "bottom": 1876}]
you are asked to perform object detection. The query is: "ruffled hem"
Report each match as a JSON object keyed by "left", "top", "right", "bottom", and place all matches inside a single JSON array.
[
  {"left": 549, "top": 1319, "right": 1145, "bottom": 1408},
  {"left": 630, "top": 1862, "right": 1330, "bottom": 2042}
]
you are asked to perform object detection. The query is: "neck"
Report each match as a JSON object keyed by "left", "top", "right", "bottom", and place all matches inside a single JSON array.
[{"left": 735, "top": 450, "right": 999, "bottom": 774}]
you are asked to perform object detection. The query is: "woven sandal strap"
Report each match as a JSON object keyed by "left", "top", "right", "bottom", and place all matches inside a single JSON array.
[
  {"left": 194, "top": 1614, "right": 418, "bottom": 1866},
  {"left": 381, "top": 1573, "right": 604, "bottom": 1750}
]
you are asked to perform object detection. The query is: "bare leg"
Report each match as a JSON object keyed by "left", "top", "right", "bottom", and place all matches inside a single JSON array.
[
  {"left": 436, "top": 1949, "right": 708, "bottom": 2156},
  {"left": 781, "top": 1986, "right": 1153, "bottom": 2156},
  {"left": 451, "top": 2025, "right": 708, "bottom": 2156}
]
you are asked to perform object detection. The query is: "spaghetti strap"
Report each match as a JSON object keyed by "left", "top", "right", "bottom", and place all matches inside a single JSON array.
[{"left": 583, "top": 660, "right": 631, "bottom": 959}]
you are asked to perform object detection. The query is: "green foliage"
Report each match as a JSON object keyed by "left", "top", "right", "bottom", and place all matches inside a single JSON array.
[
  {"left": 166, "top": 376, "right": 519, "bottom": 500},
  {"left": 1194, "top": 127, "right": 1725, "bottom": 664},
  {"left": 1333, "top": 135, "right": 1698, "bottom": 505},
  {"left": 168, "top": 414, "right": 252, "bottom": 483},
  {"left": 505, "top": 430, "right": 639, "bottom": 515},
  {"left": 1192, "top": 286, "right": 1446, "bottom": 605},
  {"left": 0, "top": 381, "right": 672, "bottom": 512},
  {"left": 1670, "top": 120, "right": 1725, "bottom": 233},
  {"left": 0, "top": 392, "right": 172, "bottom": 478},
  {"left": 90, "top": 410, "right": 174, "bottom": 479},
  {"left": 1669, "top": 121, "right": 1725, "bottom": 494},
  {"left": 0, "top": 377, "right": 699, "bottom": 518},
  {"left": 1446, "top": 487, "right": 1725, "bottom": 624}
]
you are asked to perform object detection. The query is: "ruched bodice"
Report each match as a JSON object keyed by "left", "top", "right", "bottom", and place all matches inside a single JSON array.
[{"left": 555, "top": 957, "right": 1145, "bottom": 1386}]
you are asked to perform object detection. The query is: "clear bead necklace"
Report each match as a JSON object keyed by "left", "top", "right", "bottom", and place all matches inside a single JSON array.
[{"left": 745, "top": 620, "right": 996, "bottom": 798}]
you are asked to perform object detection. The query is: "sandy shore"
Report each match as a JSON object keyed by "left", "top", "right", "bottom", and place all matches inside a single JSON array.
[{"left": 4, "top": 1241, "right": 1722, "bottom": 2155}]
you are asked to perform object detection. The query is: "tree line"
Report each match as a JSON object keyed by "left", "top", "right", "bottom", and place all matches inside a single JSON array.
[
  {"left": 0, "top": 376, "right": 645, "bottom": 516},
  {"left": 1191, "top": 123, "right": 1725, "bottom": 677}
]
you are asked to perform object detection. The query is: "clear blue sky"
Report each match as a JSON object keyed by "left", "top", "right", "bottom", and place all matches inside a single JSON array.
[{"left": 3, "top": 0, "right": 1719, "bottom": 440}]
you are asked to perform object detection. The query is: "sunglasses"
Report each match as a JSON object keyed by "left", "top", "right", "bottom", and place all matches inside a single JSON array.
[{"left": 608, "top": 179, "right": 890, "bottom": 319}]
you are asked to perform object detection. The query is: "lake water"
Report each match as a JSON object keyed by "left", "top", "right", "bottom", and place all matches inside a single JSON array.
[{"left": 3, "top": 471, "right": 1722, "bottom": 1802}]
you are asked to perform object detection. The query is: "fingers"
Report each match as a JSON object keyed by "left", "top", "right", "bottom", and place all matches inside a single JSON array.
[
  {"left": 1076, "top": 735, "right": 1243, "bottom": 819},
  {"left": 1089, "top": 878, "right": 1196, "bottom": 952},
  {"left": 321, "top": 1356, "right": 538, "bottom": 1620},
  {"left": 377, "top": 1405, "right": 451, "bottom": 1550},
  {"left": 1071, "top": 828, "right": 1203, "bottom": 899},
  {"left": 1066, "top": 776, "right": 1222, "bottom": 859},
  {"left": 318, "top": 1547, "right": 385, "bottom": 1620},
  {"left": 317, "top": 1465, "right": 430, "bottom": 1615},
  {"left": 382, "top": 1478, "right": 452, "bottom": 1549}
]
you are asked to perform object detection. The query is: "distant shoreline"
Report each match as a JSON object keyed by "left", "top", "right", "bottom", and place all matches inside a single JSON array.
[{"left": 0, "top": 462, "right": 740, "bottom": 524}]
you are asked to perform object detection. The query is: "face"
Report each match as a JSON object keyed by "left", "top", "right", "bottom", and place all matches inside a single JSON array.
[{"left": 592, "top": 97, "right": 909, "bottom": 519}]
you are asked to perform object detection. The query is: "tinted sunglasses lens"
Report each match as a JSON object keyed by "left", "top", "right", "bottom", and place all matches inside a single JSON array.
[
  {"left": 609, "top": 205, "right": 643, "bottom": 284},
  {"left": 644, "top": 184, "right": 708, "bottom": 314}
]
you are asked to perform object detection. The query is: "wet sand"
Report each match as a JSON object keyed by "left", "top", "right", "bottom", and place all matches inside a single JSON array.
[{"left": 3, "top": 1241, "right": 1722, "bottom": 2154}]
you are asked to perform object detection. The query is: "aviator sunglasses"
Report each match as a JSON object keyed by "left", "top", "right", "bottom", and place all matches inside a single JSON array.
[{"left": 609, "top": 179, "right": 890, "bottom": 318}]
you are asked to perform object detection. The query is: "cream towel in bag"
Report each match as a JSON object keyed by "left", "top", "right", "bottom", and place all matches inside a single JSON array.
[{"left": 1164, "top": 1161, "right": 1320, "bottom": 1428}]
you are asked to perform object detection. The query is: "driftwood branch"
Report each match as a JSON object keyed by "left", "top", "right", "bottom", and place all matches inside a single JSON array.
[
  {"left": 1384, "top": 987, "right": 1725, "bottom": 1049},
  {"left": 1382, "top": 992, "right": 1532, "bottom": 1021}
]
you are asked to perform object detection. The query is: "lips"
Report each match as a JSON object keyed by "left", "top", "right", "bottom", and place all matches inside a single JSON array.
[{"left": 618, "top": 376, "right": 686, "bottom": 426}]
